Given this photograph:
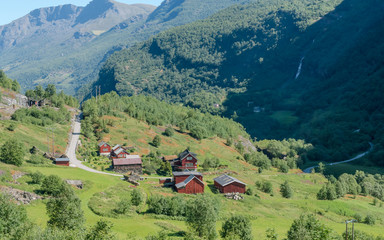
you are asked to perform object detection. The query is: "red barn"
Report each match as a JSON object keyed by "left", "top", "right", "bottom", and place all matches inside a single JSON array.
[
  {"left": 110, "top": 145, "right": 130, "bottom": 159},
  {"left": 173, "top": 149, "right": 198, "bottom": 171},
  {"left": 173, "top": 171, "right": 204, "bottom": 194},
  {"left": 54, "top": 158, "right": 70, "bottom": 166},
  {"left": 214, "top": 174, "right": 246, "bottom": 194},
  {"left": 98, "top": 141, "right": 111, "bottom": 156}
]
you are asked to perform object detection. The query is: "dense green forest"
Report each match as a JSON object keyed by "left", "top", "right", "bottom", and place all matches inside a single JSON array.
[
  {"left": 95, "top": 0, "right": 384, "bottom": 167},
  {"left": 81, "top": 92, "right": 248, "bottom": 141}
]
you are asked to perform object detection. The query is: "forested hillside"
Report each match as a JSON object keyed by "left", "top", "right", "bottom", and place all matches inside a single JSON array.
[
  {"left": 0, "top": 0, "right": 251, "bottom": 96},
  {"left": 96, "top": 0, "right": 384, "bottom": 167}
]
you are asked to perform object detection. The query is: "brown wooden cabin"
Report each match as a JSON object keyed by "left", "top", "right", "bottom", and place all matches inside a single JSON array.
[
  {"left": 213, "top": 174, "right": 246, "bottom": 194},
  {"left": 98, "top": 141, "right": 111, "bottom": 156},
  {"left": 173, "top": 171, "right": 204, "bottom": 194},
  {"left": 54, "top": 158, "right": 70, "bottom": 166},
  {"left": 112, "top": 155, "right": 142, "bottom": 174},
  {"left": 173, "top": 149, "right": 198, "bottom": 171}
]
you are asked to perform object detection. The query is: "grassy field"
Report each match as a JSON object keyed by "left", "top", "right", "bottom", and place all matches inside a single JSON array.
[{"left": 1, "top": 114, "right": 384, "bottom": 239}]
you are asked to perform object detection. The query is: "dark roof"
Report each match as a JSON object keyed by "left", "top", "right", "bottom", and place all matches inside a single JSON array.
[
  {"left": 175, "top": 175, "right": 204, "bottom": 189},
  {"left": 114, "top": 148, "right": 127, "bottom": 155},
  {"left": 98, "top": 141, "right": 110, "bottom": 147},
  {"left": 173, "top": 171, "right": 202, "bottom": 177},
  {"left": 179, "top": 149, "right": 197, "bottom": 160},
  {"left": 113, "top": 155, "right": 142, "bottom": 166},
  {"left": 55, "top": 158, "right": 70, "bottom": 162},
  {"left": 112, "top": 144, "right": 121, "bottom": 151},
  {"left": 213, "top": 174, "right": 246, "bottom": 187},
  {"left": 162, "top": 155, "right": 178, "bottom": 161}
]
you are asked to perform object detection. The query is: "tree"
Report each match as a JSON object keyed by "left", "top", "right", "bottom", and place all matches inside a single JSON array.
[
  {"left": 317, "top": 162, "right": 325, "bottom": 174},
  {"left": 29, "top": 171, "right": 45, "bottom": 184},
  {"left": 220, "top": 215, "right": 253, "bottom": 240},
  {"left": 164, "top": 127, "right": 174, "bottom": 137},
  {"left": 152, "top": 135, "right": 161, "bottom": 147},
  {"left": 131, "top": 189, "right": 144, "bottom": 207},
  {"left": 0, "top": 194, "right": 31, "bottom": 239},
  {"left": 280, "top": 181, "right": 293, "bottom": 198},
  {"left": 186, "top": 195, "right": 219, "bottom": 240},
  {"left": 86, "top": 219, "right": 116, "bottom": 240},
  {"left": 45, "top": 84, "right": 57, "bottom": 98},
  {"left": 46, "top": 185, "right": 85, "bottom": 230},
  {"left": 114, "top": 199, "right": 131, "bottom": 214},
  {"left": 287, "top": 214, "right": 338, "bottom": 240},
  {"left": 40, "top": 175, "right": 65, "bottom": 196},
  {"left": 0, "top": 138, "right": 25, "bottom": 166}
]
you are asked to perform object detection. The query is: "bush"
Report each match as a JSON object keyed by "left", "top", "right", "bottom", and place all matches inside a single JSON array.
[
  {"left": 0, "top": 138, "right": 25, "bottom": 166},
  {"left": 114, "top": 199, "right": 131, "bottom": 214},
  {"left": 7, "top": 123, "right": 16, "bottom": 131},
  {"left": 131, "top": 189, "right": 143, "bottom": 207},
  {"left": 256, "top": 180, "right": 273, "bottom": 194},
  {"left": 220, "top": 215, "right": 253, "bottom": 240},
  {"left": 152, "top": 135, "right": 161, "bottom": 148},
  {"left": 163, "top": 127, "right": 174, "bottom": 137},
  {"left": 364, "top": 214, "right": 375, "bottom": 225},
  {"left": 280, "top": 181, "right": 293, "bottom": 198},
  {"left": 29, "top": 171, "right": 45, "bottom": 185},
  {"left": 40, "top": 175, "right": 65, "bottom": 196},
  {"left": 245, "top": 188, "right": 253, "bottom": 196}
]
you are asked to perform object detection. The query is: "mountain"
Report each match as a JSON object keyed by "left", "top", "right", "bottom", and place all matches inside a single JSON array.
[
  {"left": 0, "top": 0, "right": 156, "bottom": 93},
  {"left": 0, "top": 0, "right": 251, "bottom": 96},
  {"left": 95, "top": 0, "right": 384, "bottom": 168}
]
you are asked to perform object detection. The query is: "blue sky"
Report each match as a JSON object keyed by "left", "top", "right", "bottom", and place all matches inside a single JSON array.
[{"left": 0, "top": 0, "right": 163, "bottom": 26}]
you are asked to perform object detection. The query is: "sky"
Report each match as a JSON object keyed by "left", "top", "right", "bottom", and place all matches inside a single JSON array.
[{"left": 0, "top": 0, "right": 163, "bottom": 26}]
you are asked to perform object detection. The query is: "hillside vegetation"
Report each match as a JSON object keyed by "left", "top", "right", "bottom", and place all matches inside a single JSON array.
[{"left": 95, "top": 0, "right": 384, "bottom": 170}]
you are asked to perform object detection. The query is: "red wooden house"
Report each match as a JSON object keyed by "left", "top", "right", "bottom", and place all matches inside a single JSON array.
[
  {"left": 98, "top": 141, "right": 111, "bottom": 156},
  {"left": 173, "top": 171, "right": 204, "bottom": 194},
  {"left": 54, "top": 158, "right": 70, "bottom": 166},
  {"left": 110, "top": 145, "right": 129, "bottom": 159},
  {"left": 172, "top": 149, "right": 198, "bottom": 171},
  {"left": 214, "top": 174, "right": 246, "bottom": 194}
]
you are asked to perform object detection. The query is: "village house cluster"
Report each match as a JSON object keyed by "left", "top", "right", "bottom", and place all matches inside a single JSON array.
[
  {"left": 98, "top": 142, "right": 142, "bottom": 174},
  {"left": 162, "top": 149, "right": 247, "bottom": 194},
  {"left": 98, "top": 142, "right": 246, "bottom": 195}
]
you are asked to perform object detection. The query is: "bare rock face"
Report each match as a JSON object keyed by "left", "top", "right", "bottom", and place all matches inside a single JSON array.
[
  {"left": 224, "top": 192, "right": 244, "bottom": 200},
  {"left": 0, "top": 186, "right": 42, "bottom": 205},
  {"left": 65, "top": 180, "right": 83, "bottom": 189}
]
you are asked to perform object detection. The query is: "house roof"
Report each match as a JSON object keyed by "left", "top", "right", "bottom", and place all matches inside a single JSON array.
[
  {"left": 55, "top": 158, "right": 70, "bottom": 162},
  {"left": 179, "top": 149, "right": 197, "bottom": 160},
  {"left": 213, "top": 174, "right": 246, "bottom": 187},
  {"left": 113, "top": 155, "right": 142, "bottom": 166},
  {"left": 98, "top": 141, "right": 110, "bottom": 147},
  {"left": 114, "top": 147, "right": 127, "bottom": 155},
  {"left": 163, "top": 155, "right": 178, "bottom": 161},
  {"left": 175, "top": 175, "right": 204, "bottom": 189},
  {"left": 112, "top": 145, "right": 121, "bottom": 151},
  {"left": 173, "top": 171, "right": 202, "bottom": 177}
]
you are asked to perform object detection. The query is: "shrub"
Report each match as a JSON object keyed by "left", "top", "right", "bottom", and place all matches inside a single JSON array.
[
  {"left": 29, "top": 171, "right": 45, "bottom": 185},
  {"left": 256, "top": 180, "right": 273, "bottom": 194},
  {"left": 280, "top": 181, "right": 293, "bottom": 198},
  {"left": 220, "top": 215, "right": 253, "bottom": 240},
  {"left": 364, "top": 214, "right": 375, "bottom": 225},
  {"left": 114, "top": 199, "right": 131, "bottom": 214},
  {"left": 152, "top": 135, "right": 161, "bottom": 147},
  {"left": 131, "top": 189, "right": 143, "bottom": 207},
  {"left": 164, "top": 127, "right": 174, "bottom": 137},
  {"left": 0, "top": 138, "right": 25, "bottom": 166}
]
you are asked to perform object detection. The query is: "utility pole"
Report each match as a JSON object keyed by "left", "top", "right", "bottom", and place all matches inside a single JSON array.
[{"left": 345, "top": 219, "right": 356, "bottom": 240}]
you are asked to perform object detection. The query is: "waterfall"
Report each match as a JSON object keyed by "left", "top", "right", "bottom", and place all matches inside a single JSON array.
[{"left": 295, "top": 56, "right": 304, "bottom": 80}]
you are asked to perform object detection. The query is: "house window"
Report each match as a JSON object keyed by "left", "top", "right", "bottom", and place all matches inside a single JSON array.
[
  {"left": 187, "top": 157, "right": 192, "bottom": 160},
  {"left": 186, "top": 163, "right": 194, "bottom": 167},
  {"left": 103, "top": 148, "right": 109, "bottom": 152}
]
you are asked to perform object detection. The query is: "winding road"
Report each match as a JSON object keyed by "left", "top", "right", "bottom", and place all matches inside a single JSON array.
[
  {"left": 66, "top": 114, "right": 123, "bottom": 177},
  {"left": 303, "top": 142, "right": 374, "bottom": 173}
]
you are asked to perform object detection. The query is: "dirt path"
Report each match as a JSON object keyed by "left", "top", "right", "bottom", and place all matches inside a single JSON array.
[{"left": 303, "top": 142, "right": 374, "bottom": 173}]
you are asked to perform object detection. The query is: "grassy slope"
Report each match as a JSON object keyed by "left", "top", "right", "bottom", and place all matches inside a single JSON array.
[{"left": 1, "top": 114, "right": 381, "bottom": 239}]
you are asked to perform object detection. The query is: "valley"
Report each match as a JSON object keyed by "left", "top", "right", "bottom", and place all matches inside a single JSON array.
[{"left": 0, "top": 0, "right": 384, "bottom": 239}]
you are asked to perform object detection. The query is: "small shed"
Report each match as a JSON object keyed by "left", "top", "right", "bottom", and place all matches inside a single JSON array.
[
  {"left": 54, "top": 158, "right": 70, "bottom": 166},
  {"left": 98, "top": 141, "right": 111, "bottom": 156},
  {"left": 214, "top": 174, "right": 246, "bottom": 194},
  {"left": 175, "top": 175, "right": 204, "bottom": 194},
  {"left": 112, "top": 155, "right": 142, "bottom": 174}
]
